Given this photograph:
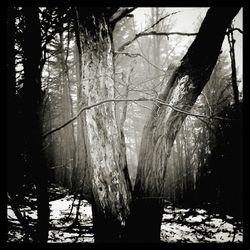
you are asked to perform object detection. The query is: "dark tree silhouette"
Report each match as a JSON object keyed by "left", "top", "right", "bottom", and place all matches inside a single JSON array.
[{"left": 22, "top": 7, "right": 49, "bottom": 242}]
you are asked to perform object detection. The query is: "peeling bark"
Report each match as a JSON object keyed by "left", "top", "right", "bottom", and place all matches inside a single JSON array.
[{"left": 76, "top": 8, "right": 132, "bottom": 242}]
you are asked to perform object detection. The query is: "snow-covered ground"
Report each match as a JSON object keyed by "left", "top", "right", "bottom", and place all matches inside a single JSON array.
[
  {"left": 8, "top": 194, "right": 94, "bottom": 243},
  {"left": 7, "top": 186, "right": 243, "bottom": 243},
  {"left": 161, "top": 206, "right": 243, "bottom": 243}
]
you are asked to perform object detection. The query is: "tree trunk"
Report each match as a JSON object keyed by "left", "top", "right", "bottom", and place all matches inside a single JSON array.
[
  {"left": 71, "top": 37, "right": 92, "bottom": 197},
  {"left": 22, "top": 7, "right": 49, "bottom": 242},
  {"left": 76, "top": 8, "right": 132, "bottom": 242},
  {"left": 119, "top": 67, "right": 133, "bottom": 193},
  {"left": 7, "top": 7, "right": 18, "bottom": 196},
  {"left": 59, "top": 30, "right": 76, "bottom": 189},
  {"left": 124, "top": 7, "right": 240, "bottom": 242}
]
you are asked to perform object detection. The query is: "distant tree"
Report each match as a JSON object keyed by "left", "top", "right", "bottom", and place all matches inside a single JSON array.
[{"left": 200, "top": 102, "right": 242, "bottom": 218}]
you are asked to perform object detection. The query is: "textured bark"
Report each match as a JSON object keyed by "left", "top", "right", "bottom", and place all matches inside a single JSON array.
[
  {"left": 22, "top": 7, "right": 49, "bottom": 242},
  {"left": 125, "top": 7, "right": 240, "bottom": 242},
  {"left": 76, "top": 8, "right": 132, "bottom": 242}
]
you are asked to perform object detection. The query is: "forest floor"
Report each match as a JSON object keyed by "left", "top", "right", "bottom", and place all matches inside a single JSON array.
[{"left": 7, "top": 184, "right": 243, "bottom": 243}]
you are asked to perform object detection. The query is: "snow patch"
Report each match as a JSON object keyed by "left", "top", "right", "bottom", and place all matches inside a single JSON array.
[
  {"left": 214, "top": 232, "right": 232, "bottom": 242},
  {"left": 209, "top": 218, "right": 223, "bottom": 227},
  {"left": 186, "top": 215, "right": 206, "bottom": 223},
  {"left": 7, "top": 186, "right": 243, "bottom": 243},
  {"left": 162, "top": 213, "right": 174, "bottom": 220},
  {"left": 196, "top": 208, "right": 206, "bottom": 214}
]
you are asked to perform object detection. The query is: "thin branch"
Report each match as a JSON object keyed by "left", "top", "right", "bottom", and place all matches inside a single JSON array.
[
  {"left": 200, "top": 92, "right": 212, "bottom": 116},
  {"left": 42, "top": 97, "right": 234, "bottom": 139},
  {"left": 231, "top": 27, "right": 243, "bottom": 34},
  {"left": 114, "top": 51, "right": 166, "bottom": 73},
  {"left": 133, "top": 101, "right": 152, "bottom": 111},
  {"left": 128, "top": 74, "right": 165, "bottom": 92},
  {"left": 117, "top": 10, "right": 178, "bottom": 52},
  {"left": 144, "top": 31, "right": 198, "bottom": 37},
  {"left": 42, "top": 98, "right": 142, "bottom": 138},
  {"left": 143, "top": 11, "right": 179, "bottom": 33},
  {"left": 40, "top": 26, "right": 69, "bottom": 70},
  {"left": 117, "top": 31, "right": 197, "bottom": 52},
  {"left": 117, "top": 27, "right": 242, "bottom": 53},
  {"left": 154, "top": 98, "right": 233, "bottom": 121}
]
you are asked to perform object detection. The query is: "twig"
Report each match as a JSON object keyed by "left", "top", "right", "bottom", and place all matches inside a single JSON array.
[
  {"left": 230, "top": 27, "right": 243, "bottom": 34},
  {"left": 114, "top": 51, "right": 166, "bottom": 73},
  {"left": 133, "top": 101, "right": 152, "bottom": 111},
  {"left": 145, "top": 11, "right": 179, "bottom": 32}
]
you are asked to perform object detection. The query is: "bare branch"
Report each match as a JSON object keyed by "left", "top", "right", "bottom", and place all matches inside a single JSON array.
[
  {"left": 154, "top": 98, "right": 232, "bottom": 121},
  {"left": 117, "top": 31, "right": 197, "bottom": 52},
  {"left": 117, "top": 27, "right": 242, "bottom": 53},
  {"left": 143, "top": 11, "right": 179, "bottom": 33},
  {"left": 114, "top": 51, "right": 166, "bottom": 73},
  {"left": 144, "top": 31, "right": 198, "bottom": 37},
  {"left": 42, "top": 97, "right": 234, "bottom": 139},
  {"left": 133, "top": 101, "right": 152, "bottom": 111},
  {"left": 200, "top": 92, "right": 212, "bottom": 116},
  {"left": 230, "top": 27, "right": 243, "bottom": 34}
]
